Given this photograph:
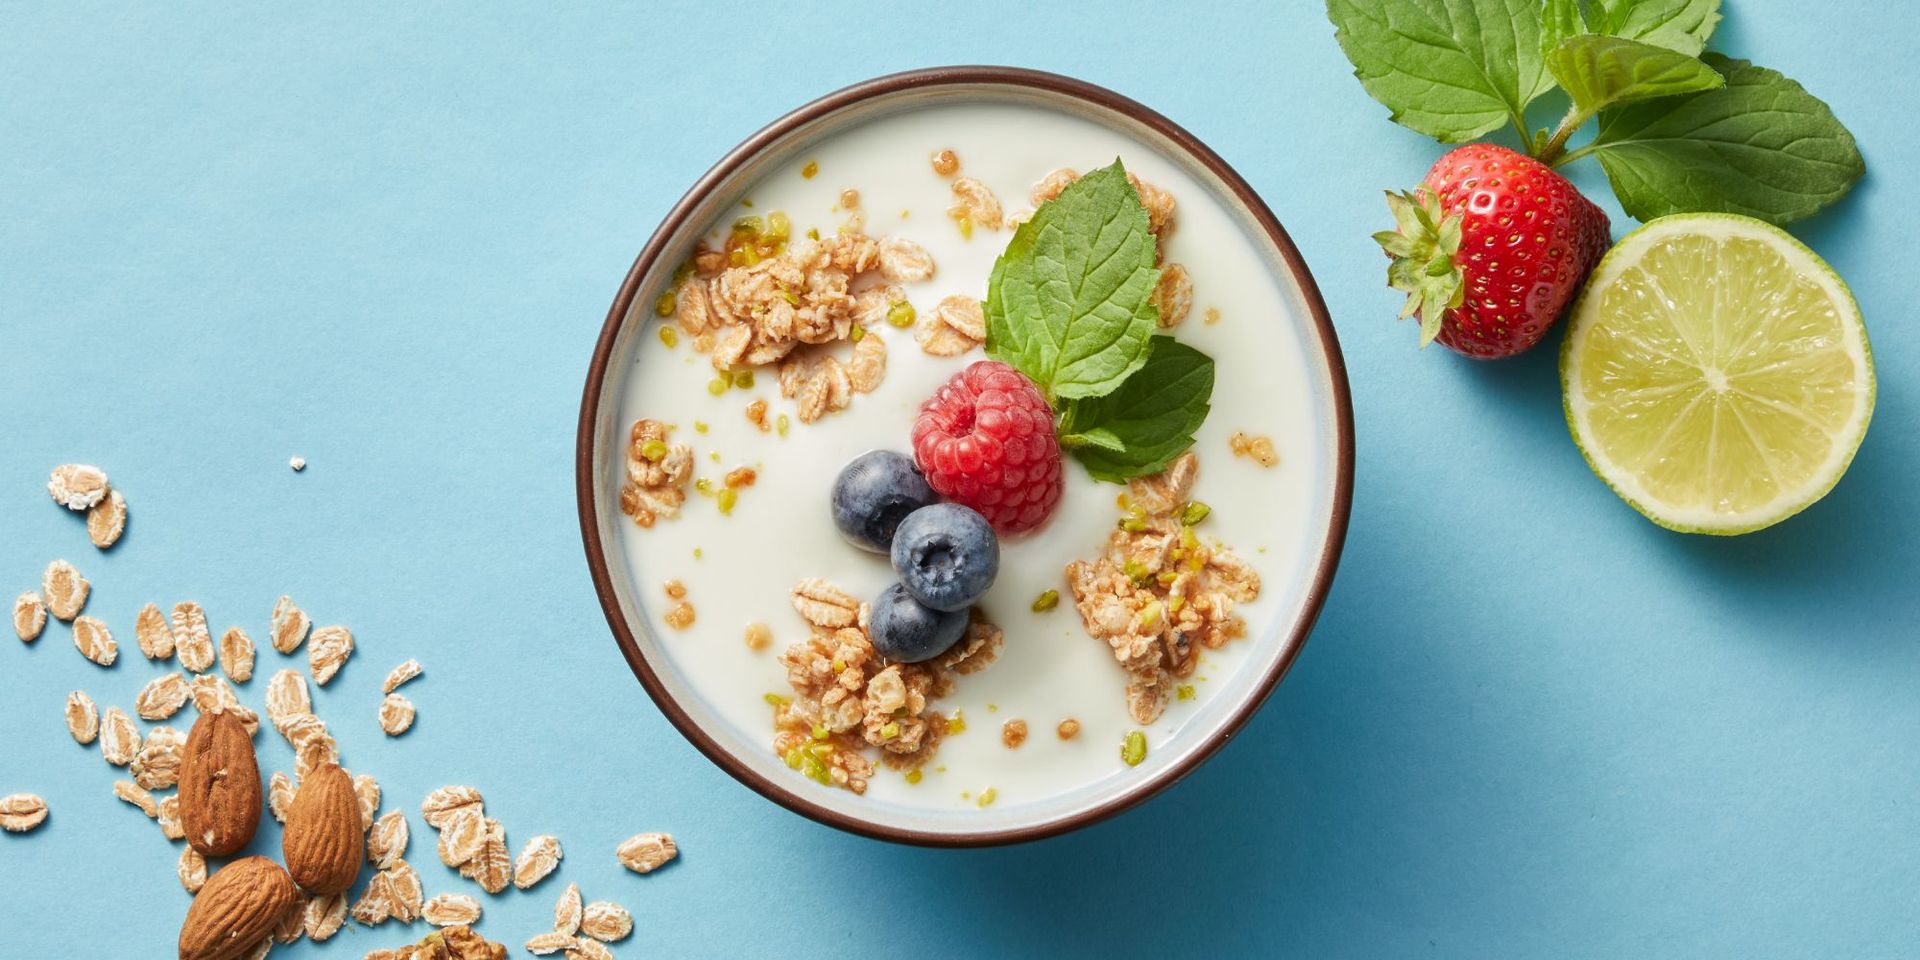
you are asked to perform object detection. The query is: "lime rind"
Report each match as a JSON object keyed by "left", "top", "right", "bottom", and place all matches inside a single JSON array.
[{"left": 1560, "top": 213, "right": 1875, "bottom": 535}]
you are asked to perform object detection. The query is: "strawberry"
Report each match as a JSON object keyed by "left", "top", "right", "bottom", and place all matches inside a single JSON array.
[{"left": 1375, "top": 144, "right": 1610, "bottom": 359}]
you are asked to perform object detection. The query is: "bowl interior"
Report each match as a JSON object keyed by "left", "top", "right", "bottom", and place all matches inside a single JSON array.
[{"left": 578, "top": 69, "right": 1352, "bottom": 845}]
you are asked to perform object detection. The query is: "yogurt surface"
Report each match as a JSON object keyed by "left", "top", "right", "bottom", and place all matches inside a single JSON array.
[{"left": 612, "top": 100, "right": 1327, "bottom": 813}]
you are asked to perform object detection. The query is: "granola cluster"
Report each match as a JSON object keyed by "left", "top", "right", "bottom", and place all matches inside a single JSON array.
[
  {"left": 617, "top": 418, "right": 693, "bottom": 528},
  {"left": 769, "top": 578, "right": 1002, "bottom": 793},
  {"left": 1064, "top": 453, "right": 1260, "bottom": 725}
]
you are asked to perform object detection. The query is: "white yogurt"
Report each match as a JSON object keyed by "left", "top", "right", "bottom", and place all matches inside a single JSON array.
[{"left": 613, "top": 102, "right": 1324, "bottom": 812}]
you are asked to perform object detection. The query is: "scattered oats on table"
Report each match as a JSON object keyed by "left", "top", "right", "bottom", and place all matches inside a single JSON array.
[
  {"left": 218, "top": 626, "right": 255, "bottom": 682},
  {"left": 524, "top": 931, "right": 577, "bottom": 956},
  {"left": 354, "top": 773, "right": 382, "bottom": 830},
  {"left": 307, "top": 624, "right": 354, "bottom": 685},
  {"left": 382, "top": 657, "right": 423, "bottom": 693},
  {"left": 513, "top": 834, "right": 563, "bottom": 890},
  {"left": 99, "top": 707, "right": 139, "bottom": 766},
  {"left": 0, "top": 792, "right": 48, "bottom": 832},
  {"left": 12, "top": 591, "right": 46, "bottom": 642},
  {"left": 170, "top": 601, "right": 215, "bottom": 672},
  {"left": 135, "top": 672, "right": 190, "bottom": 720},
  {"left": 266, "top": 668, "right": 311, "bottom": 729},
  {"left": 156, "top": 795, "right": 184, "bottom": 840},
  {"left": 131, "top": 725, "right": 186, "bottom": 790},
  {"left": 71, "top": 614, "right": 117, "bottom": 666},
  {"left": 178, "top": 846, "right": 207, "bottom": 893},
  {"left": 113, "top": 778, "right": 158, "bottom": 817},
  {"left": 270, "top": 595, "right": 311, "bottom": 654},
  {"left": 86, "top": 488, "right": 127, "bottom": 549},
  {"left": 421, "top": 785, "right": 485, "bottom": 829},
  {"left": 616, "top": 831, "right": 678, "bottom": 874},
  {"left": 553, "top": 881, "right": 583, "bottom": 935},
  {"left": 65, "top": 690, "right": 99, "bottom": 743},
  {"left": 379, "top": 693, "right": 416, "bottom": 736},
  {"left": 47, "top": 464, "right": 109, "bottom": 511},
  {"left": 368, "top": 809, "right": 409, "bottom": 868},
  {"left": 459, "top": 817, "right": 511, "bottom": 894},
  {"left": 269, "top": 771, "right": 297, "bottom": 823},
  {"left": 305, "top": 892, "right": 348, "bottom": 941},
  {"left": 134, "top": 602, "right": 174, "bottom": 660},
  {"left": 580, "top": 900, "right": 633, "bottom": 943},
  {"left": 423, "top": 892, "right": 484, "bottom": 927},
  {"left": 289, "top": 456, "right": 306, "bottom": 472},
  {"left": 42, "top": 560, "right": 88, "bottom": 621}
]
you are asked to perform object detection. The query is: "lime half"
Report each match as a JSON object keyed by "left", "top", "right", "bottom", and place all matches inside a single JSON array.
[{"left": 1561, "top": 214, "right": 1874, "bottom": 535}]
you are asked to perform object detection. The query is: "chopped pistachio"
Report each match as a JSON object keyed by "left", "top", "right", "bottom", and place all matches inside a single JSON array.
[
  {"left": 879, "top": 722, "right": 899, "bottom": 740},
  {"left": 640, "top": 440, "right": 668, "bottom": 462},
  {"left": 658, "top": 326, "right": 679, "bottom": 348},
  {"left": 800, "top": 160, "right": 819, "bottom": 179},
  {"left": 1139, "top": 601, "right": 1163, "bottom": 628},
  {"left": 784, "top": 748, "right": 804, "bottom": 769},
  {"left": 1121, "top": 731, "right": 1147, "bottom": 767},
  {"left": 947, "top": 710, "right": 967, "bottom": 735},
  {"left": 1031, "top": 589, "right": 1059, "bottom": 613},
  {"left": 976, "top": 787, "right": 997, "bottom": 808},
  {"left": 886, "top": 300, "right": 916, "bottom": 329},
  {"left": 850, "top": 324, "right": 866, "bottom": 342},
  {"left": 765, "top": 211, "right": 791, "bottom": 241},
  {"left": 654, "top": 292, "right": 676, "bottom": 317},
  {"left": 810, "top": 723, "right": 830, "bottom": 740},
  {"left": 1122, "top": 559, "right": 1150, "bottom": 584},
  {"left": 693, "top": 420, "right": 709, "bottom": 434},
  {"left": 904, "top": 768, "right": 923, "bottom": 785},
  {"left": 1180, "top": 501, "right": 1212, "bottom": 525},
  {"left": 707, "top": 377, "right": 728, "bottom": 396},
  {"left": 775, "top": 414, "right": 790, "bottom": 437},
  {"left": 1176, "top": 684, "right": 1195, "bottom": 701},
  {"left": 735, "top": 370, "right": 755, "bottom": 389},
  {"left": 763, "top": 692, "right": 790, "bottom": 707},
  {"left": 716, "top": 487, "right": 738, "bottom": 515}
]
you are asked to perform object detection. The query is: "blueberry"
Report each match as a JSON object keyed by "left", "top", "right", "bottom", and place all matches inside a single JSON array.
[
  {"left": 868, "top": 582, "right": 969, "bottom": 663},
  {"left": 890, "top": 503, "right": 998, "bottom": 612},
  {"left": 831, "top": 450, "right": 938, "bottom": 553}
]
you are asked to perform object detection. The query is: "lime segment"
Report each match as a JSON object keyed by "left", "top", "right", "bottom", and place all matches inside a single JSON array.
[{"left": 1561, "top": 214, "right": 1873, "bottom": 535}]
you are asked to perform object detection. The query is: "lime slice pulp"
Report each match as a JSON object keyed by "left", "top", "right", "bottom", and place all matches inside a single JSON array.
[{"left": 1561, "top": 213, "right": 1874, "bottom": 535}]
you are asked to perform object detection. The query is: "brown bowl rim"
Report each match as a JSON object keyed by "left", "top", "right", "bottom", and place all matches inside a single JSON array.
[{"left": 576, "top": 65, "right": 1354, "bottom": 847}]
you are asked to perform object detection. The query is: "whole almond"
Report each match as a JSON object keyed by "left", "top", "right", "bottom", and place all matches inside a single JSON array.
[
  {"left": 179, "top": 710, "right": 262, "bottom": 857},
  {"left": 177, "top": 855, "right": 297, "bottom": 960},
  {"left": 282, "top": 762, "right": 364, "bottom": 894}
]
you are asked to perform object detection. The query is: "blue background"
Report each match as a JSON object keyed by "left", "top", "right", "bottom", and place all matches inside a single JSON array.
[{"left": 2, "top": 2, "right": 1913, "bottom": 956}]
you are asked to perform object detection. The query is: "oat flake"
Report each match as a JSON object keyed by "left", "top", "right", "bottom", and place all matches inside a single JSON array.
[
  {"left": 422, "top": 892, "right": 482, "bottom": 927},
  {"left": 114, "top": 778, "right": 158, "bottom": 817},
  {"left": 218, "top": 626, "right": 256, "bottom": 682},
  {"left": 615, "top": 831, "right": 678, "bottom": 874},
  {"left": 135, "top": 602, "right": 175, "bottom": 660},
  {"left": 460, "top": 817, "right": 511, "bottom": 894},
  {"left": 553, "top": 882, "right": 583, "bottom": 935},
  {"left": 270, "top": 595, "right": 311, "bottom": 654},
  {"left": 100, "top": 707, "right": 139, "bottom": 766},
  {"left": 171, "top": 601, "right": 214, "bottom": 673},
  {"left": 305, "top": 893, "right": 348, "bottom": 941},
  {"left": 382, "top": 859, "right": 424, "bottom": 922},
  {"left": 135, "top": 672, "right": 190, "bottom": 721},
  {"left": 378, "top": 693, "right": 415, "bottom": 736},
  {"left": 87, "top": 488, "right": 128, "bottom": 549},
  {"left": 525, "top": 932, "right": 577, "bottom": 956},
  {"left": 65, "top": 690, "right": 99, "bottom": 744},
  {"left": 157, "top": 794, "right": 184, "bottom": 840},
  {"left": 580, "top": 901, "right": 633, "bottom": 943},
  {"left": 131, "top": 725, "right": 186, "bottom": 790},
  {"left": 72, "top": 615, "right": 117, "bottom": 666},
  {"left": 368, "top": 809, "right": 409, "bottom": 868},
  {"left": 354, "top": 773, "right": 382, "bottom": 831},
  {"left": 420, "top": 785, "right": 485, "bottom": 829},
  {"left": 13, "top": 592, "right": 46, "bottom": 642},
  {"left": 47, "top": 464, "right": 109, "bottom": 511},
  {"left": 513, "top": 834, "right": 562, "bottom": 890},
  {"left": 265, "top": 669, "right": 311, "bottom": 731},
  {"left": 0, "top": 793, "right": 48, "bottom": 832},
  {"left": 42, "top": 560, "right": 88, "bottom": 621},
  {"left": 438, "top": 807, "right": 488, "bottom": 868},
  {"left": 382, "top": 658, "right": 422, "bottom": 694},
  {"left": 307, "top": 624, "right": 353, "bottom": 685},
  {"left": 569, "top": 937, "right": 615, "bottom": 960},
  {"left": 178, "top": 846, "right": 207, "bottom": 893},
  {"left": 269, "top": 771, "right": 297, "bottom": 823}
]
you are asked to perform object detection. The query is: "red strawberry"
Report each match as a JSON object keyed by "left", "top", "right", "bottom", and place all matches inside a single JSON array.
[
  {"left": 1375, "top": 144, "right": 1610, "bottom": 358},
  {"left": 911, "top": 361, "right": 1063, "bottom": 535}
]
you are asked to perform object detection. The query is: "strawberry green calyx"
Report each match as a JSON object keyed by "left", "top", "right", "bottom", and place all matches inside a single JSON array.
[{"left": 1373, "top": 188, "right": 1464, "bottom": 348}]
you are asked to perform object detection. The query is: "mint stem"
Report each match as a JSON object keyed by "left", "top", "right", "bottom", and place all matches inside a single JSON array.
[{"left": 1535, "top": 102, "right": 1593, "bottom": 165}]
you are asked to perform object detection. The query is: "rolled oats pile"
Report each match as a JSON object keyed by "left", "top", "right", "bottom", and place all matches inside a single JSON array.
[
  {"left": 1065, "top": 452, "right": 1261, "bottom": 725},
  {"left": 769, "top": 578, "right": 1002, "bottom": 793}
]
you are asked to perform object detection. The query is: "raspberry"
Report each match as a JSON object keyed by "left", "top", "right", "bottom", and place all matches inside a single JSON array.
[{"left": 911, "top": 361, "right": 1063, "bottom": 535}]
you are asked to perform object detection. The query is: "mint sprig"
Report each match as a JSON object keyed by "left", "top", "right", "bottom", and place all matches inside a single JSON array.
[
  {"left": 985, "top": 161, "right": 1216, "bottom": 483},
  {"left": 1326, "top": 0, "right": 1863, "bottom": 225}
]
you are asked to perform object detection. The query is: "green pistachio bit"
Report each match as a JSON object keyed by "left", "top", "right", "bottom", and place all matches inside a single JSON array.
[
  {"left": 880, "top": 722, "right": 900, "bottom": 740},
  {"left": 783, "top": 748, "right": 803, "bottom": 769},
  {"left": 801, "top": 753, "right": 832, "bottom": 785},
  {"left": 733, "top": 215, "right": 763, "bottom": 235},
  {"left": 707, "top": 378, "right": 728, "bottom": 396},
  {"left": 1122, "top": 559, "right": 1150, "bottom": 584},
  {"left": 640, "top": 440, "right": 668, "bottom": 462},
  {"left": 850, "top": 324, "right": 866, "bottom": 342},
  {"left": 765, "top": 211, "right": 791, "bottom": 240},
  {"left": 717, "top": 488, "right": 739, "bottom": 515},
  {"left": 1121, "top": 731, "right": 1147, "bottom": 767},
  {"left": 1139, "top": 601, "right": 1162, "bottom": 628},
  {"left": 1176, "top": 684, "right": 1195, "bottom": 701},
  {"left": 904, "top": 768, "right": 923, "bottom": 785},
  {"left": 810, "top": 723, "right": 830, "bottom": 740},
  {"left": 1031, "top": 589, "right": 1059, "bottom": 612},
  {"left": 1119, "top": 515, "right": 1148, "bottom": 533},
  {"left": 1180, "top": 501, "right": 1212, "bottom": 525},
  {"left": 807, "top": 742, "right": 833, "bottom": 759},
  {"left": 657, "top": 326, "right": 679, "bottom": 348},
  {"left": 806, "top": 227, "right": 820, "bottom": 241},
  {"left": 692, "top": 547, "right": 704, "bottom": 560},
  {"left": 947, "top": 711, "right": 967, "bottom": 735},
  {"left": 976, "top": 787, "right": 997, "bottom": 808},
  {"left": 654, "top": 292, "right": 676, "bottom": 317},
  {"left": 1168, "top": 593, "right": 1186, "bottom": 616},
  {"left": 886, "top": 300, "right": 916, "bottom": 329},
  {"left": 1156, "top": 569, "right": 1178, "bottom": 586},
  {"left": 763, "top": 693, "right": 790, "bottom": 707},
  {"left": 736, "top": 370, "right": 755, "bottom": 389},
  {"left": 1180, "top": 526, "right": 1200, "bottom": 551},
  {"left": 693, "top": 420, "right": 709, "bottom": 434},
  {"left": 776, "top": 414, "right": 790, "bottom": 437},
  {"left": 830, "top": 658, "right": 845, "bottom": 672},
  {"left": 694, "top": 478, "right": 713, "bottom": 496}
]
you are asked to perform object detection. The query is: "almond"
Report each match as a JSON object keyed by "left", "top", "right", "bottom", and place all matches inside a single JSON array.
[
  {"left": 177, "top": 855, "right": 298, "bottom": 960},
  {"left": 282, "top": 761, "right": 364, "bottom": 894},
  {"left": 179, "top": 710, "right": 263, "bottom": 857}
]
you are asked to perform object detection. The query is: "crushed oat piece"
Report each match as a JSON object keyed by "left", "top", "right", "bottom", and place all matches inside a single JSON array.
[
  {"left": 269, "top": 771, "right": 297, "bottom": 823},
  {"left": 744, "top": 622, "right": 772, "bottom": 652},
  {"left": 513, "top": 834, "right": 563, "bottom": 890},
  {"left": 930, "top": 148, "right": 960, "bottom": 177},
  {"left": 1001, "top": 719, "right": 1029, "bottom": 749},
  {"left": 663, "top": 580, "right": 687, "bottom": 600},
  {"left": 947, "top": 177, "right": 1004, "bottom": 233},
  {"left": 114, "top": 778, "right": 158, "bottom": 817},
  {"left": 620, "top": 418, "right": 694, "bottom": 528},
  {"left": 369, "top": 809, "right": 409, "bottom": 868},
  {"left": 382, "top": 860, "right": 425, "bottom": 922},
  {"left": 157, "top": 794, "right": 184, "bottom": 839},
  {"left": 876, "top": 236, "right": 935, "bottom": 283},
  {"left": 847, "top": 327, "right": 887, "bottom": 393},
  {"left": 937, "top": 611, "right": 1003, "bottom": 675},
  {"left": 65, "top": 690, "right": 99, "bottom": 744},
  {"left": 423, "top": 892, "right": 483, "bottom": 927},
  {"left": 615, "top": 832, "right": 678, "bottom": 874},
  {"left": 48, "top": 464, "right": 110, "bottom": 511},
  {"left": 458, "top": 817, "right": 511, "bottom": 894},
  {"left": 0, "top": 793, "right": 48, "bottom": 832},
  {"left": 100, "top": 707, "right": 139, "bottom": 766},
  {"left": 790, "top": 578, "right": 859, "bottom": 628},
  {"left": 266, "top": 669, "right": 311, "bottom": 731},
  {"left": 12, "top": 591, "right": 46, "bottom": 642},
  {"left": 1057, "top": 718, "right": 1081, "bottom": 740},
  {"left": 525, "top": 932, "right": 576, "bottom": 956},
  {"left": 1154, "top": 263, "right": 1194, "bottom": 328},
  {"left": 1229, "top": 431, "right": 1279, "bottom": 467},
  {"left": 379, "top": 693, "right": 416, "bottom": 736},
  {"left": 1204, "top": 306, "right": 1221, "bottom": 325},
  {"left": 135, "top": 602, "right": 174, "bottom": 660},
  {"left": 178, "top": 846, "right": 207, "bottom": 893},
  {"left": 219, "top": 626, "right": 256, "bottom": 682},
  {"left": 745, "top": 397, "right": 770, "bottom": 433},
  {"left": 42, "top": 560, "right": 88, "bottom": 621},
  {"left": 72, "top": 615, "right": 117, "bottom": 666},
  {"left": 270, "top": 595, "right": 311, "bottom": 654},
  {"left": 171, "top": 601, "right": 215, "bottom": 672},
  {"left": 581, "top": 901, "right": 633, "bottom": 943},
  {"left": 554, "top": 881, "right": 583, "bottom": 935},
  {"left": 663, "top": 602, "right": 696, "bottom": 630},
  {"left": 307, "top": 624, "right": 354, "bottom": 685},
  {"left": 1128, "top": 172, "right": 1178, "bottom": 235},
  {"left": 724, "top": 466, "right": 757, "bottom": 488},
  {"left": 87, "top": 488, "right": 128, "bottom": 549},
  {"left": 570, "top": 939, "right": 616, "bottom": 960},
  {"left": 421, "top": 785, "right": 485, "bottom": 829},
  {"left": 131, "top": 725, "right": 186, "bottom": 790},
  {"left": 382, "top": 658, "right": 423, "bottom": 695},
  {"left": 1030, "top": 167, "right": 1079, "bottom": 206},
  {"left": 438, "top": 806, "right": 488, "bottom": 867},
  {"left": 305, "top": 892, "right": 348, "bottom": 941},
  {"left": 135, "top": 672, "right": 191, "bottom": 720},
  {"left": 354, "top": 773, "right": 382, "bottom": 831},
  {"left": 918, "top": 294, "right": 985, "bottom": 356}
]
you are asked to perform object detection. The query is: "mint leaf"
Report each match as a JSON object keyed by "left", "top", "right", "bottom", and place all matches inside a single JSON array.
[
  {"left": 984, "top": 161, "right": 1158, "bottom": 401},
  {"left": 1586, "top": 55, "right": 1865, "bottom": 225},
  {"left": 1058, "top": 337, "right": 1215, "bottom": 483},
  {"left": 1547, "top": 35, "right": 1723, "bottom": 115},
  {"left": 1591, "top": 0, "right": 1720, "bottom": 56},
  {"left": 1326, "top": 0, "right": 1555, "bottom": 143},
  {"left": 1541, "top": 0, "right": 1588, "bottom": 59}
]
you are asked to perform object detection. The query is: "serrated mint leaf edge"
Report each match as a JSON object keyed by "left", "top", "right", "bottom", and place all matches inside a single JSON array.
[
  {"left": 1326, "top": 0, "right": 1554, "bottom": 144},
  {"left": 1546, "top": 35, "right": 1724, "bottom": 116}
]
